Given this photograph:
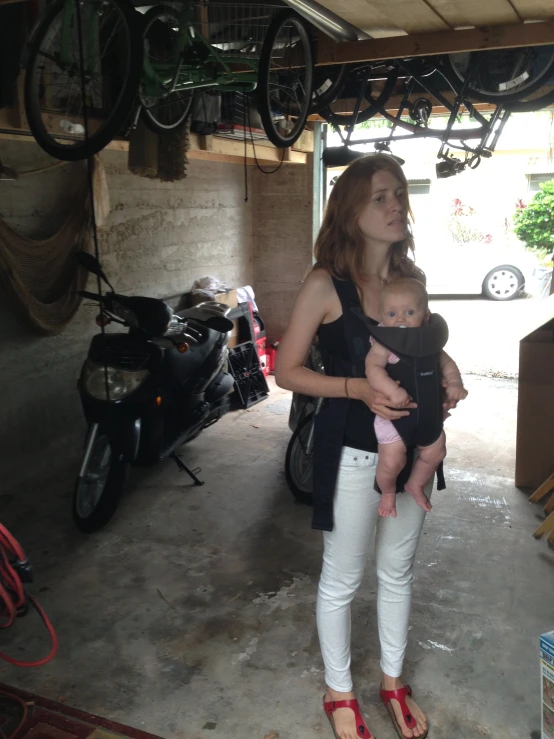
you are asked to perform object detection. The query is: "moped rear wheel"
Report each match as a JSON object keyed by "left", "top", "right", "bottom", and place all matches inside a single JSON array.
[
  {"left": 73, "top": 432, "right": 129, "bottom": 533},
  {"left": 285, "top": 414, "right": 314, "bottom": 505}
]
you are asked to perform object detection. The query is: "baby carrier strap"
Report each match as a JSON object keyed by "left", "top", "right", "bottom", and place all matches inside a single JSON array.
[{"left": 331, "top": 278, "right": 369, "bottom": 377}]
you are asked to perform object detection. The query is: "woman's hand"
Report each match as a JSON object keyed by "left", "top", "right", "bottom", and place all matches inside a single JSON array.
[{"left": 349, "top": 378, "right": 417, "bottom": 420}]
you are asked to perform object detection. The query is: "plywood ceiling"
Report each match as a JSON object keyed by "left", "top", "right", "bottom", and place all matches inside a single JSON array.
[{"left": 314, "top": 0, "right": 554, "bottom": 37}]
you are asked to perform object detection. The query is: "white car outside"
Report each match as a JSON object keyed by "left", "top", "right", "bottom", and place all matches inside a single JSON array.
[{"left": 412, "top": 237, "right": 545, "bottom": 300}]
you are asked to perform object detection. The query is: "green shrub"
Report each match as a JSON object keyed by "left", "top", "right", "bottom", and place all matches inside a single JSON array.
[{"left": 513, "top": 180, "right": 554, "bottom": 253}]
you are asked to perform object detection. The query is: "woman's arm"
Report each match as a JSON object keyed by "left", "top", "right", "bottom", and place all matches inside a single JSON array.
[
  {"left": 366, "top": 342, "right": 411, "bottom": 406},
  {"left": 275, "top": 270, "right": 414, "bottom": 420}
]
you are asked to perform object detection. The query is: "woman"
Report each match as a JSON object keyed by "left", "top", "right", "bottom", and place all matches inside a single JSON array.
[{"left": 275, "top": 155, "right": 449, "bottom": 739}]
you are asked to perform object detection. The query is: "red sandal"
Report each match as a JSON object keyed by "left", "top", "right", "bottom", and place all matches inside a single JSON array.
[
  {"left": 379, "top": 685, "right": 428, "bottom": 739},
  {"left": 323, "top": 696, "right": 375, "bottom": 739}
]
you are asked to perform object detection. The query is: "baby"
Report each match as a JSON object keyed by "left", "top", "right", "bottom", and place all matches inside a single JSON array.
[{"left": 365, "top": 278, "right": 467, "bottom": 518}]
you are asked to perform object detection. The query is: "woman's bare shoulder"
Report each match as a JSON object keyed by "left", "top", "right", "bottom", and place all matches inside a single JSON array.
[{"left": 302, "top": 266, "right": 336, "bottom": 295}]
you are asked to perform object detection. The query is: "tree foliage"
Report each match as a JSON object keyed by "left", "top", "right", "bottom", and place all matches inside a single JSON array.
[{"left": 513, "top": 180, "right": 554, "bottom": 253}]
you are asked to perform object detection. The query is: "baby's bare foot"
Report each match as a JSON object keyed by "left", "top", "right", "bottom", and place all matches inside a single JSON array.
[
  {"left": 379, "top": 492, "right": 397, "bottom": 518},
  {"left": 404, "top": 483, "right": 432, "bottom": 513}
]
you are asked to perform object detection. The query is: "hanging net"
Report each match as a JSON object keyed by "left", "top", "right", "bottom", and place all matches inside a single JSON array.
[{"left": 0, "top": 156, "right": 110, "bottom": 336}]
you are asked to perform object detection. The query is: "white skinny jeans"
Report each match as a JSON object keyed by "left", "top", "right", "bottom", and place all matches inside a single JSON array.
[{"left": 316, "top": 446, "right": 432, "bottom": 691}]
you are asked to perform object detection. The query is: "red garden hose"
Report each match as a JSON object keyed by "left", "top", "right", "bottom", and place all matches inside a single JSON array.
[{"left": 0, "top": 523, "right": 58, "bottom": 667}]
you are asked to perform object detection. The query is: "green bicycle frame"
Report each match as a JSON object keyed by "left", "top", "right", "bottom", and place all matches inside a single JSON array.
[
  {"left": 140, "top": 1, "right": 260, "bottom": 101},
  {"left": 59, "top": 0, "right": 103, "bottom": 80}
]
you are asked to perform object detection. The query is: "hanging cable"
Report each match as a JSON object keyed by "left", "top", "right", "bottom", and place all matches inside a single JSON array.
[
  {"left": 247, "top": 104, "right": 286, "bottom": 175},
  {"left": 242, "top": 93, "right": 249, "bottom": 202},
  {"left": 74, "top": 0, "right": 111, "bottom": 403}
]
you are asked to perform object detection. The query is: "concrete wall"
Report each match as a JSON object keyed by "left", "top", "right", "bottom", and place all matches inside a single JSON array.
[
  {"left": 251, "top": 159, "right": 314, "bottom": 342},
  {"left": 0, "top": 142, "right": 254, "bottom": 494}
]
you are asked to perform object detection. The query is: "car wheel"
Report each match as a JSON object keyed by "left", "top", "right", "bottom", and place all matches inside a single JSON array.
[{"left": 482, "top": 265, "right": 524, "bottom": 301}]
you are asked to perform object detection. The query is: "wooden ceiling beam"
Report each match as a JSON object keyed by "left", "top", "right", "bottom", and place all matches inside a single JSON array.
[{"left": 316, "top": 20, "right": 554, "bottom": 65}]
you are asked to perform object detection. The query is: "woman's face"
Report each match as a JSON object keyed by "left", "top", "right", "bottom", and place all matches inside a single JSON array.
[{"left": 357, "top": 169, "right": 408, "bottom": 247}]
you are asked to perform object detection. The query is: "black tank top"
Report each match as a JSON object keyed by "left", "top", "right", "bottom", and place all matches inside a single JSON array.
[{"left": 318, "top": 314, "right": 379, "bottom": 453}]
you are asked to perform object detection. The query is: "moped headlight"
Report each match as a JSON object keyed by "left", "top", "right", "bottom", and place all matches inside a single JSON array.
[{"left": 83, "top": 362, "right": 149, "bottom": 401}]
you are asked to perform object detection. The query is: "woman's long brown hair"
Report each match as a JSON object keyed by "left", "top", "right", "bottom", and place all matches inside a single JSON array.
[{"left": 314, "top": 154, "right": 418, "bottom": 284}]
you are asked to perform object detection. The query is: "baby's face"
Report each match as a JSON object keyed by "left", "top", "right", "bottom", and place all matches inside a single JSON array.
[{"left": 381, "top": 292, "right": 427, "bottom": 328}]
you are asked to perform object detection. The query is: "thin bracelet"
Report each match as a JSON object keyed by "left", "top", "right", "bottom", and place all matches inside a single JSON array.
[{"left": 345, "top": 376, "right": 352, "bottom": 399}]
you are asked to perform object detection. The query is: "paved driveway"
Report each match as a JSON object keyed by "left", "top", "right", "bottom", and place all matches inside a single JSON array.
[{"left": 429, "top": 294, "right": 547, "bottom": 378}]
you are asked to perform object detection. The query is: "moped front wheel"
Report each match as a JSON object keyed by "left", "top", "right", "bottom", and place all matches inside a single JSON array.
[{"left": 73, "top": 431, "right": 129, "bottom": 533}]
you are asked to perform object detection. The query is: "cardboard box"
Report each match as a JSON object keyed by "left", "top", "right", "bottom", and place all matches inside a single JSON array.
[
  {"left": 213, "top": 289, "right": 238, "bottom": 309},
  {"left": 227, "top": 328, "right": 239, "bottom": 349},
  {"left": 515, "top": 295, "right": 554, "bottom": 489},
  {"left": 541, "top": 631, "right": 554, "bottom": 738}
]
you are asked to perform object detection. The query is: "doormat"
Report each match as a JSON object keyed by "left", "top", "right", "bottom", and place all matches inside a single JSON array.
[{"left": 0, "top": 684, "right": 165, "bottom": 739}]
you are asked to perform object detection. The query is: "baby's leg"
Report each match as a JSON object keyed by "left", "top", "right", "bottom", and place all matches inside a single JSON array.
[
  {"left": 376, "top": 440, "right": 407, "bottom": 519},
  {"left": 404, "top": 431, "right": 447, "bottom": 513}
]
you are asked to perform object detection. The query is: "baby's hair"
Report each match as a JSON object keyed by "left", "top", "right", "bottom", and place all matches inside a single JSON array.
[{"left": 380, "top": 278, "right": 429, "bottom": 311}]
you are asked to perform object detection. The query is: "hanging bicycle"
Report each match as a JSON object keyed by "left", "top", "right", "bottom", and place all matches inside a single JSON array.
[
  {"left": 24, "top": 0, "right": 315, "bottom": 161},
  {"left": 312, "top": 46, "right": 554, "bottom": 175}
]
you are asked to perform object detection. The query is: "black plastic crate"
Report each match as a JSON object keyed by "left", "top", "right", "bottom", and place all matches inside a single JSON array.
[{"left": 228, "top": 341, "right": 269, "bottom": 408}]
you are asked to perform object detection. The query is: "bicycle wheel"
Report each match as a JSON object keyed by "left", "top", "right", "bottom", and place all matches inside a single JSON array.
[
  {"left": 321, "top": 66, "right": 398, "bottom": 127},
  {"left": 139, "top": 6, "right": 194, "bottom": 133},
  {"left": 445, "top": 46, "right": 554, "bottom": 103},
  {"left": 505, "top": 85, "right": 554, "bottom": 113},
  {"left": 24, "top": 0, "right": 142, "bottom": 161},
  {"left": 310, "top": 64, "right": 347, "bottom": 112},
  {"left": 257, "top": 10, "right": 313, "bottom": 148}
]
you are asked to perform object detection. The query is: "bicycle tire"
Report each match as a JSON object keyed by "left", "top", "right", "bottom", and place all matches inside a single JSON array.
[
  {"left": 139, "top": 6, "right": 194, "bottom": 133},
  {"left": 505, "top": 85, "right": 554, "bottom": 112},
  {"left": 310, "top": 64, "right": 347, "bottom": 113},
  {"left": 257, "top": 10, "right": 314, "bottom": 148},
  {"left": 24, "top": 0, "right": 143, "bottom": 161},
  {"left": 321, "top": 66, "right": 398, "bottom": 127},
  {"left": 444, "top": 48, "right": 554, "bottom": 104}
]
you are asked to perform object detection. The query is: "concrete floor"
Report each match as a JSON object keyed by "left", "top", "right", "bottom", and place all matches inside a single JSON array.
[{"left": 2, "top": 375, "right": 553, "bottom": 739}]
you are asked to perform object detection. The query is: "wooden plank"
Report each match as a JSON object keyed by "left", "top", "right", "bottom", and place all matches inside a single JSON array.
[
  {"left": 530, "top": 473, "right": 554, "bottom": 503},
  {"left": 198, "top": 135, "right": 214, "bottom": 152},
  {"left": 428, "top": 0, "right": 520, "bottom": 28},
  {"left": 544, "top": 494, "right": 554, "bottom": 515},
  {"left": 188, "top": 134, "right": 307, "bottom": 164},
  {"left": 533, "top": 509, "right": 554, "bottom": 538},
  {"left": 316, "top": 20, "right": 554, "bottom": 65},
  {"left": 0, "top": 128, "right": 306, "bottom": 164},
  {"left": 314, "top": 0, "right": 449, "bottom": 34},
  {"left": 510, "top": 0, "right": 554, "bottom": 21}
]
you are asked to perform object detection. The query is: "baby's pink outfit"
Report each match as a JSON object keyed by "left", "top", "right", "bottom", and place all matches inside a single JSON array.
[{"left": 370, "top": 326, "right": 403, "bottom": 446}]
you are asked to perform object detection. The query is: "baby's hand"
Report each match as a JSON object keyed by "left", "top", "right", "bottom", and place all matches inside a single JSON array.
[
  {"left": 444, "top": 381, "right": 468, "bottom": 406},
  {"left": 390, "top": 387, "right": 411, "bottom": 408}
]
